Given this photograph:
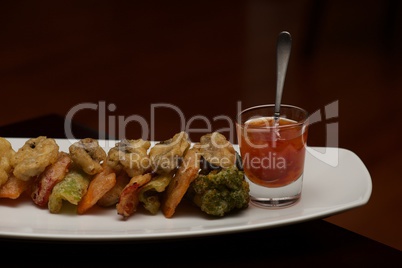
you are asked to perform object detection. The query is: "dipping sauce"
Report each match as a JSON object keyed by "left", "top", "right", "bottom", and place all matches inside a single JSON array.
[{"left": 237, "top": 116, "right": 308, "bottom": 187}]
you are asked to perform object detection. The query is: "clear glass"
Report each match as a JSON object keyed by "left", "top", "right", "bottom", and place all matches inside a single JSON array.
[{"left": 236, "top": 104, "right": 309, "bottom": 208}]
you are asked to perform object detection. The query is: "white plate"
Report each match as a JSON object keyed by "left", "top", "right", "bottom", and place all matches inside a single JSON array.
[{"left": 0, "top": 138, "right": 372, "bottom": 241}]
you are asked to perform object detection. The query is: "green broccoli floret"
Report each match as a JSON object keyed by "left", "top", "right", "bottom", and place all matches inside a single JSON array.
[{"left": 186, "top": 167, "right": 250, "bottom": 217}]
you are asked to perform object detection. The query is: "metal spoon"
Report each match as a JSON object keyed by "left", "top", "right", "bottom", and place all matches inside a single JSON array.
[{"left": 274, "top": 31, "right": 292, "bottom": 121}]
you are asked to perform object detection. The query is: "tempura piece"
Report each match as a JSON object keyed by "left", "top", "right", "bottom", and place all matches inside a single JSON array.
[
  {"left": 107, "top": 139, "right": 151, "bottom": 177},
  {"left": 198, "top": 132, "right": 236, "bottom": 168},
  {"left": 162, "top": 147, "right": 200, "bottom": 218},
  {"left": 139, "top": 172, "right": 174, "bottom": 214},
  {"left": 48, "top": 167, "right": 91, "bottom": 213},
  {"left": 11, "top": 136, "right": 59, "bottom": 181},
  {"left": 0, "top": 175, "right": 31, "bottom": 199},
  {"left": 187, "top": 167, "right": 250, "bottom": 217},
  {"left": 77, "top": 164, "right": 116, "bottom": 214},
  {"left": 116, "top": 173, "right": 152, "bottom": 219},
  {"left": 0, "top": 137, "right": 15, "bottom": 187},
  {"left": 31, "top": 152, "right": 72, "bottom": 207},
  {"left": 69, "top": 138, "right": 106, "bottom": 175},
  {"left": 149, "top": 132, "right": 190, "bottom": 174},
  {"left": 97, "top": 172, "right": 130, "bottom": 207}
]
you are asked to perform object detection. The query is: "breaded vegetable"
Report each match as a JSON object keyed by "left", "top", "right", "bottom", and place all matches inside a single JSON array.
[
  {"left": 186, "top": 167, "right": 250, "bottom": 217},
  {"left": 149, "top": 132, "right": 190, "bottom": 174},
  {"left": 97, "top": 172, "right": 130, "bottom": 207},
  {"left": 69, "top": 138, "right": 106, "bottom": 175},
  {"left": 117, "top": 173, "right": 152, "bottom": 219},
  {"left": 77, "top": 164, "right": 116, "bottom": 214},
  {"left": 139, "top": 172, "right": 173, "bottom": 214},
  {"left": 31, "top": 152, "right": 72, "bottom": 207},
  {"left": 185, "top": 132, "right": 249, "bottom": 216},
  {"left": 198, "top": 132, "right": 236, "bottom": 168},
  {"left": 162, "top": 147, "right": 200, "bottom": 218},
  {"left": 0, "top": 175, "right": 31, "bottom": 199},
  {"left": 0, "top": 137, "right": 15, "bottom": 187},
  {"left": 48, "top": 168, "right": 91, "bottom": 213},
  {"left": 107, "top": 139, "right": 151, "bottom": 177},
  {"left": 11, "top": 136, "right": 59, "bottom": 181}
]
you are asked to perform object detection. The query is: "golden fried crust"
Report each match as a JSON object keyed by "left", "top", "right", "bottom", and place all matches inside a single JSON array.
[
  {"left": 149, "top": 131, "right": 190, "bottom": 174},
  {"left": 0, "top": 137, "right": 15, "bottom": 187},
  {"left": 77, "top": 164, "right": 116, "bottom": 214},
  {"left": 31, "top": 152, "right": 72, "bottom": 207},
  {"left": 11, "top": 136, "right": 59, "bottom": 181},
  {"left": 198, "top": 132, "right": 236, "bottom": 168},
  {"left": 106, "top": 139, "right": 151, "bottom": 177},
  {"left": 116, "top": 173, "right": 152, "bottom": 219},
  {"left": 69, "top": 138, "right": 106, "bottom": 175},
  {"left": 97, "top": 172, "right": 131, "bottom": 207},
  {"left": 0, "top": 175, "right": 31, "bottom": 199},
  {"left": 162, "top": 147, "right": 200, "bottom": 218}
]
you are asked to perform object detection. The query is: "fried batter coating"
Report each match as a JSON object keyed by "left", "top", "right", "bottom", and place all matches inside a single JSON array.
[
  {"left": 31, "top": 152, "right": 72, "bottom": 207},
  {"left": 116, "top": 173, "right": 152, "bottom": 219},
  {"left": 77, "top": 164, "right": 116, "bottom": 214},
  {"left": 0, "top": 175, "right": 31, "bottom": 199},
  {"left": 107, "top": 139, "right": 151, "bottom": 177},
  {"left": 162, "top": 147, "right": 200, "bottom": 218},
  {"left": 0, "top": 137, "right": 15, "bottom": 187},
  {"left": 149, "top": 132, "right": 190, "bottom": 174},
  {"left": 198, "top": 132, "right": 236, "bottom": 168},
  {"left": 139, "top": 171, "right": 174, "bottom": 214},
  {"left": 97, "top": 172, "right": 130, "bottom": 207},
  {"left": 186, "top": 167, "right": 250, "bottom": 217},
  {"left": 48, "top": 166, "right": 91, "bottom": 213},
  {"left": 69, "top": 138, "right": 106, "bottom": 175},
  {"left": 11, "top": 136, "right": 59, "bottom": 181}
]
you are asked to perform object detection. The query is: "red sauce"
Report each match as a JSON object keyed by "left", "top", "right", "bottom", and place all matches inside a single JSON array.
[{"left": 237, "top": 117, "right": 308, "bottom": 187}]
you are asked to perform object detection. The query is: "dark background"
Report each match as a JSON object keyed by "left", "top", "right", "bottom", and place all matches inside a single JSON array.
[{"left": 0, "top": 0, "right": 401, "bottom": 250}]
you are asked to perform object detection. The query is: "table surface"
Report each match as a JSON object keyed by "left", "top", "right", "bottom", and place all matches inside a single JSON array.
[{"left": 0, "top": 114, "right": 401, "bottom": 266}]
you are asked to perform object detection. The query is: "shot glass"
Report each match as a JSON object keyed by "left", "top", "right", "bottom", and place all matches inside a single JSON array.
[{"left": 236, "top": 104, "right": 309, "bottom": 208}]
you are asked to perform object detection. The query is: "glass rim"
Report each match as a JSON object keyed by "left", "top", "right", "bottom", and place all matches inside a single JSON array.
[{"left": 237, "top": 104, "right": 309, "bottom": 128}]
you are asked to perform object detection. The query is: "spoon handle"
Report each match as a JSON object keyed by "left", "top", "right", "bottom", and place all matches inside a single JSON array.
[{"left": 274, "top": 31, "right": 292, "bottom": 119}]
